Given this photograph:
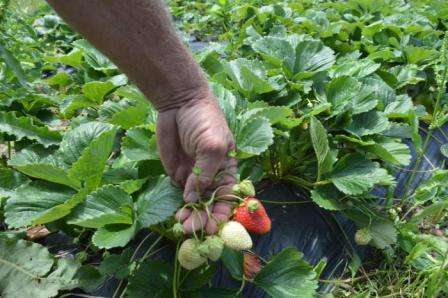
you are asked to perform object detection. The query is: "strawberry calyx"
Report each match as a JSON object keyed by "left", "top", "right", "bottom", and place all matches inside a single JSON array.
[{"left": 247, "top": 199, "right": 259, "bottom": 212}]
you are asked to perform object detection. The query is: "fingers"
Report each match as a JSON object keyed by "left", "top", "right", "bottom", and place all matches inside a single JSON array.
[
  {"left": 175, "top": 208, "right": 191, "bottom": 222},
  {"left": 156, "top": 109, "right": 179, "bottom": 178},
  {"left": 183, "top": 137, "right": 228, "bottom": 202},
  {"left": 205, "top": 213, "right": 228, "bottom": 234},
  {"left": 157, "top": 110, "right": 194, "bottom": 186},
  {"left": 182, "top": 210, "right": 208, "bottom": 234},
  {"left": 179, "top": 153, "right": 238, "bottom": 235},
  {"left": 178, "top": 201, "right": 234, "bottom": 235}
]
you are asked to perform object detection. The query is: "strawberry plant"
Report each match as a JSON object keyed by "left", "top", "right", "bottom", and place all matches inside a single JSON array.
[{"left": 1, "top": 0, "right": 447, "bottom": 297}]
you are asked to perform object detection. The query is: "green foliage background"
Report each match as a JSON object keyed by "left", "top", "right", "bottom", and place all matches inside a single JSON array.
[{"left": 0, "top": 0, "right": 447, "bottom": 297}]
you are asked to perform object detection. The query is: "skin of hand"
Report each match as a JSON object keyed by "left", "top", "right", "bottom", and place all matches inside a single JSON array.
[
  {"left": 46, "top": 0, "right": 237, "bottom": 234},
  {"left": 158, "top": 93, "right": 237, "bottom": 234}
]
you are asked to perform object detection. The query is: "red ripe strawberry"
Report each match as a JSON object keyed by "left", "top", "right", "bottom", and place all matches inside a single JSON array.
[{"left": 233, "top": 197, "right": 271, "bottom": 234}]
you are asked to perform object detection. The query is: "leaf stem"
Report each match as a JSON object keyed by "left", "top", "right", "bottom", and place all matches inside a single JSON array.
[
  {"left": 172, "top": 240, "right": 181, "bottom": 298},
  {"left": 7, "top": 140, "right": 11, "bottom": 159}
]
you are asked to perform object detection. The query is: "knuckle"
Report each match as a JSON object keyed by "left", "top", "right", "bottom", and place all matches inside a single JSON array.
[{"left": 201, "top": 137, "right": 227, "bottom": 155}]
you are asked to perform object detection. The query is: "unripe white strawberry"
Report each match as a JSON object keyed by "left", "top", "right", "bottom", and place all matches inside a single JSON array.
[
  {"left": 178, "top": 239, "right": 207, "bottom": 270},
  {"left": 355, "top": 228, "right": 372, "bottom": 246},
  {"left": 220, "top": 221, "right": 253, "bottom": 250},
  {"left": 198, "top": 236, "right": 224, "bottom": 261}
]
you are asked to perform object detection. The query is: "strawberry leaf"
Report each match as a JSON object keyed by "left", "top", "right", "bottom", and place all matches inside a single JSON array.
[
  {"left": 0, "top": 239, "right": 79, "bottom": 297},
  {"left": 5, "top": 181, "right": 79, "bottom": 228},
  {"left": 68, "top": 185, "right": 133, "bottom": 228},
  {"left": 0, "top": 112, "right": 61, "bottom": 147},
  {"left": 330, "top": 154, "right": 395, "bottom": 195},
  {"left": 136, "top": 176, "right": 183, "bottom": 228},
  {"left": 254, "top": 248, "right": 318, "bottom": 298}
]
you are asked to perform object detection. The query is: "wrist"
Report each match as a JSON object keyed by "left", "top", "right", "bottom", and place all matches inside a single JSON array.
[{"left": 154, "top": 83, "right": 212, "bottom": 112}]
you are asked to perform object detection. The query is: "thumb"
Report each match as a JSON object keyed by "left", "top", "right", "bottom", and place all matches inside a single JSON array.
[{"left": 183, "top": 139, "right": 227, "bottom": 202}]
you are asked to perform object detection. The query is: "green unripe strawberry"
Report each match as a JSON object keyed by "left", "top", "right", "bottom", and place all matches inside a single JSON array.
[
  {"left": 172, "top": 223, "right": 184, "bottom": 237},
  {"left": 232, "top": 180, "right": 256, "bottom": 197},
  {"left": 178, "top": 239, "right": 207, "bottom": 270},
  {"left": 355, "top": 228, "right": 372, "bottom": 246},
  {"left": 198, "top": 236, "right": 224, "bottom": 261}
]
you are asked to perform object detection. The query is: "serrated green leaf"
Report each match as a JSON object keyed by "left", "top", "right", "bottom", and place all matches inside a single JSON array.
[
  {"left": 0, "top": 112, "right": 61, "bottom": 147},
  {"left": 326, "top": 77, "right": 374, "bottom": 115},
  {"left": 121, "top": 126, "right": 159, "bottom": 162},
  {"left": 92, "top": 223, "right": 138, "bottom": 249},
  {"left": 67, "top": 127, "right": 117, "bottom": 191},
  {"left": 0, "top": 44, "right": 27, "bottom": 86},
  {"left": 212, "top": 83, "right": 237, "bottom": 131},
  {"left": 389, "top": 64, "right": 425, "bottom": 88},
  {"left": 98, "top": 99, "right": 134, "bottom": 120},
  {"left": 99, "top": 249, "right": 133, "bottom": 279},
  {"left": 74, "top": 39, "right": 117, "bottom": 72},
  {"left": 57, "top": 121, "right": 116, "bottom": 166},
  {"left": 254, "top": 248, "right": 318, "bottom": 298},
  {"left": 0, "top": 165, "right": 29, "bottom": 197},
  {"left": 0, "top": 239, "right": 79, "bottom": 298},
  {"left": 330, "top": 59, "right": 380, "bottom": 78},
  {"left": 220, "top": 247, "right": 244, "bottom": 281},
  {"left": 9, "top": 149, "right": 80, "bottom": 189},
  {"left": 60, "top": 95, "right": 96, "bottom": 118},
  {"left": 292, "top": 39, "right": 335, "bottom": 76},
  {"left": 46, "top": 48, "right": 83, "bottom": 68},
  {"left": 252, "top": 36, "right": 295, "bottom": 69},
  {"left": 361, "top": 75, "right": 396, "bottom": 107},
  {"left": 384, "top": 95, "right": 414, "bottom": 119},
  {"left": 404, "top": 46, "right": 437, "bottom": 65},
  {"left": 114, "top": 85, "right": 148, "bottom": 104},
  {"left": 124, "top": 259, "right": 172, "bottom": 297},
  {"left": 410, "top": 200, "right": 448, "bottom": 224},
  {"left": 46, "top": 71, "right": 71, "bottom": 87},
  {"left": 82, "top": 81, "right": 115, "bottom": 103},
  {"left": 330, "top": 154, "right": 394, "bottom": 195},
  {"left": 68, "top": 185, "right": 133, "bottom": 228},
  {"left": 224, "top": 58, "right": 280, "bottom": 95},
  {"left": 5, "top": 181, "right": 78, "bottom": 228},
  {"left": 309, "top": 116, "right": 333, "bottom": 179},
  {"left": 180, "top": 263, "right": 217, "bottom": 291},
  {"left": 76, "top": 265, "right": 106, "bottom": 293},
  {"left": 108, "top": 105, "right": 149, "bottom": 129},
  {"left": 346, "top": 111, "right": 389, "bottom": 137},
  {"left": 368, "top": 219, "right": 397, "bottom": 249},
  {"left": 109, "top": 74, "right": 129, "bottom": 87},
  {"left": 366, "top": 138, "right": 411, "bottom": 166},
  {"left": 383, "top": 123, "right": 413, "bottom": 138},
  {"left": 311, "top": 185, "right": 346, "bottom": 211},
  {"left": 252, "top": 106, "right": 294, "bottom": 126},
  {"left": 119, "top": 178, "right": 147, "bottom": 194},
  {"left": 136, "top": 176, "right": 183, "bottom": 228},
  {"left": 237, "top": 117, "right": 274, "bottom": 157},
  {"left": 253, "top": 36, "right": 335, "bottom": 77}
]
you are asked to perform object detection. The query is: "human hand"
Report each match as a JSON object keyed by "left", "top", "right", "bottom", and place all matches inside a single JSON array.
[{"left": 156, "top": 90, "right": 237, "bottom": 235}]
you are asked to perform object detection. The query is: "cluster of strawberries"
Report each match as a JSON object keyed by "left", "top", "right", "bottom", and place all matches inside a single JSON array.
[{"left": 177, "top": 180, "right": 271, "bottom": 275}]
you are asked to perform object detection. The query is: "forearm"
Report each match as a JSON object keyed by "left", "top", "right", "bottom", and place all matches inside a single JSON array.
[{"left": 46, "top": 0, "right": 209, "bottom": 111}]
